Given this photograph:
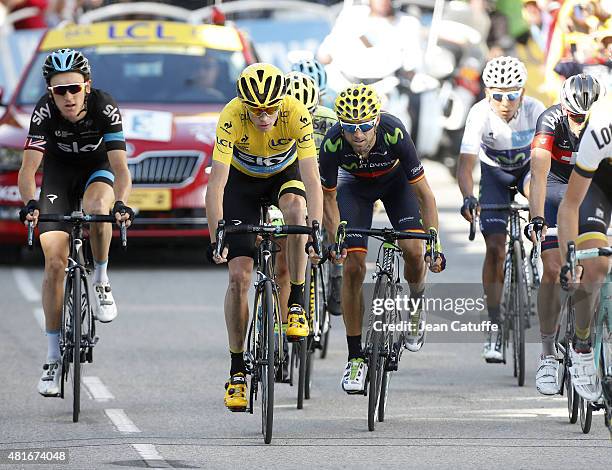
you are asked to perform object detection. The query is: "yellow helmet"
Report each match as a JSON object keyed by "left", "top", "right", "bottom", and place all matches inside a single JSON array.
[
  {"left": 236, "top": 63, "right": 286, "bottom": 107},
  {"left": 334, "top": 84, "right": 381, "bottom": 122},
  {"left": 284, "top": 71, "right": 319, "bottom": 114}
]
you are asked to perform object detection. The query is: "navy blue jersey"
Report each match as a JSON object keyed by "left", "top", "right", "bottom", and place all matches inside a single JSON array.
[{"left": 318, "top": 112, "right": 424, "bottom": 190}]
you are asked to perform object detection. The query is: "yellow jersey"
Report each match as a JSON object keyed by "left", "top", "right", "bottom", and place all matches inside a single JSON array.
[{"left": 212, "top": 95, "right": 316, "bottom": 178}]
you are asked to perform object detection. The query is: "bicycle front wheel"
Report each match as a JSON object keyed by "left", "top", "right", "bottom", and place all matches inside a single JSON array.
[
  {"left": 579, "top": 397, "right": 592, "bottom": 433},
  {"left": 367, "top": 273, "right": 391, "bottom": 431},
  {"left": 261, "top": 281, "right": 276, "bottom": 444},
  {"left": 512, "top": 240, "right": 526, "bottom": 387},
  {"left": 71, "top": 268, "right": 82, "bottom": 423}
]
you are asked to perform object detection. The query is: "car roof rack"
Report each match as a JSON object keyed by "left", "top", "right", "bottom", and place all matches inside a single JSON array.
[
  {"left": 77, "top": 2, "right": 192, "bottom": 24},
  {"left": 190, "top": 0, "right": 338, "bottom": 25}
]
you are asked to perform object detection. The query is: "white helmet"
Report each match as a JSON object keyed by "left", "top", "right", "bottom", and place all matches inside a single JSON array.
[
  {"left": 560, "top": 73, "right": 603, "bottom": 114},
  {"left": 482, "top": 56, "right": 527, "bottom": 89}
]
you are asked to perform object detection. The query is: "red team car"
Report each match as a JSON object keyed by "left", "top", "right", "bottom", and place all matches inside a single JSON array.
[{"left": 0, "top": 19, "right": 257, "bottom": 258}]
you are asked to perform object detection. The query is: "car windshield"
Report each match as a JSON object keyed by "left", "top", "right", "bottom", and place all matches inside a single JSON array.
[{"left": 17, "top": 46, "right": 245, "bottom": 105}]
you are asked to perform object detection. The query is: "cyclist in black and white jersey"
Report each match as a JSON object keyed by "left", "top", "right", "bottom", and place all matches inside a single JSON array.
[
  {"left": 558, "top": 93, "right": 612, "bottom": 402},
  {"left": 17, "top": 49, "right": 134, "bottom": 397},
  {"left": 527, "top": 74, "right": 603, "bottom": 395}
]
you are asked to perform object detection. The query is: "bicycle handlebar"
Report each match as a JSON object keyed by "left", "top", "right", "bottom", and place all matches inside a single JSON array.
[
  {"left": 214, "top": 219, "right": 321, "bottom": 259},
  {"left": 334, "top": 221, "right": 437, "bottom": 266},
  {"left": 468, "top": 207, "right": 477, "bottom": 241},
  {"left": 26, "top": 212, "right": 128, "bottom": 249}
]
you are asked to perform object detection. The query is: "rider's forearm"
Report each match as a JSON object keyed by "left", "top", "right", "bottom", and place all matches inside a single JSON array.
[
  {"left": 107, "top": 150, "right": 132, "bottom": 203},
  {"left": 414, "top": 179, "right": 439, "bottom": 233},
  {"left": 18, "top": 150, "right": 43, "bottom": 203},
  {"left": 528, "top": 149, "right": 551, "bottom": 218},
  {"left": 558, "top": 201, "right": 579, "bottom": 261},
  {"left": 323, "top": 190, "right": 340, "bottom": 236},
  {"left": 457, "top": 153, "right": 477, "bottom": 198},
  {"left": 301, "top": 159, "right": 323, "bottom": 225},
  {"left": 18, "top": 169, "right": 37, "bottom": 203},
  {"left": 112, "top": 166, "right": 132, "bottom": 204},
  {"left": 204, "top": 162, "right": 229, "bottom": 243}
]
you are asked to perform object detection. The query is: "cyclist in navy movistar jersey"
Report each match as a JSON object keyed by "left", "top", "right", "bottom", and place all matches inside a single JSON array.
[
  {"left": 17, "top": 49, "right": 133, "bottom": 397},
  {"left": 528, "top": 74, "right": 603, "bottom": 395},
  {"left": 457, "top": 56, "right": 546, "bottom": 363},
  {"left": 319, "top": 84, "right": 445, "bottom": 394}
]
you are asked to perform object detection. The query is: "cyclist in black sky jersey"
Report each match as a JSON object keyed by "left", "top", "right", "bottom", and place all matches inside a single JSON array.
[{"left": 17, "top": 48, "right": 134, "bottom": 397}]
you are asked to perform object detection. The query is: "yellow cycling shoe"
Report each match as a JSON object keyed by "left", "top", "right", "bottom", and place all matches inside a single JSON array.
[
  {"left": 286, "top": 304, "right": 309, "bottom": 342},
  {"left": 224, "top": 373, "right": 247, "bottom": 412}
]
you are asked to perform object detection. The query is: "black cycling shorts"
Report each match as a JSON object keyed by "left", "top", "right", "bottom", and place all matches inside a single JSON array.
[
  {"left": 222, "top": 161, "right": 306, "bottom": 260},
  {"left": 335, "top": 166, "right": 423, "bottom": 253},
  {"left": 576, "top": 181, "right": 611, "bottom": 245},
  {"left": 479, "top": 162, "right": 530, "bottom": 237},
  {"left": 39, "top": 157, "right": 114, "bottom": 234},
  {"left": 541, "top": 173, "right": 567, "bottom": 252}
]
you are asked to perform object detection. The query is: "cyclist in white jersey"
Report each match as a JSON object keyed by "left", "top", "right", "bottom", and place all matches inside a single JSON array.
[
  {"left": 558, "top": 94, "right": 612, "bottom": 401},
  {"left": 457, "top": 56, "right": 546, "bottom": 363}
]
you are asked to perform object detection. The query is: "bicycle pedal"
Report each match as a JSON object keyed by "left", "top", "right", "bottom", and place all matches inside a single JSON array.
[
  {"left": 227, "top": 406, "right": 248, "bottom": 413},
  {"left": 286, "top": 335, "right": 306, "bottom": 343},
  {"left": 485, "top": 358, "right": 504, "bottom": 364}
]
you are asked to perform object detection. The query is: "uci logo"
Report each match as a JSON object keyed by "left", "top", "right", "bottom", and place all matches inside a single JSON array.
[{"left": 268, "top": 138, "right": 291, "bottom": 149}]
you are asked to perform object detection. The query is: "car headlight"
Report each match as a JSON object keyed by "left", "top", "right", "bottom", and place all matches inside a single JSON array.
[{"left": 0, "top": 148, "right": 22, "bottom": 171}]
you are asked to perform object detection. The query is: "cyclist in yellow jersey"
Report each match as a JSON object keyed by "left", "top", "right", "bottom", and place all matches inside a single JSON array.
[
  {"left": 205, "top": 63, "right": 323, "bottom": 412},
  {"left": 558, "top": 93, "right": 612, "bottom": 401}
]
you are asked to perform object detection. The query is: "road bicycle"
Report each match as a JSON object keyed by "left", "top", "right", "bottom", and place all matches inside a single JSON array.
[
  {"left": 335, "top": 222, "right": 435, "bottom": 431},
  {"left": 290, "top": 254, "right": 330, "bottom": 409},
  {"left": 564, "top": 241, "right": 612, "bottom": 436},
  {"left": 469, "top": 194, "right": 538, "bottom": 386},
  {"left": 27, "top": 209, "right": 127, "bottom": 422},
  {"left": 214, "top": 209, "right": 320, "bottom": 444}
]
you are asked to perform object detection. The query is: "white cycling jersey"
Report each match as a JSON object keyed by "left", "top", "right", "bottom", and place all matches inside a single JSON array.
[
  {"left": 575, "top": 95, "right": 612, "bottom": 173},
  {"left": 460, "top": 96, "right": 546, "bottom": 170}
]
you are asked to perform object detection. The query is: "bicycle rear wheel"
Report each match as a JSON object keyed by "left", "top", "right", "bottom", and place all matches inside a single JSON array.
[
  {"left": 260, "top": 281, "right": 276, "bottom": 444},
  {"left": 297, "top": 339, "right": 307, "bottom": 409},
  {"left": 367, "top": 273, "right": 390, "bottom": 431}
]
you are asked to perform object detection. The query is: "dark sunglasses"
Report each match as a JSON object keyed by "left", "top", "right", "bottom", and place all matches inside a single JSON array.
[
  {"left": 47, "top": 82, "right": 86, "bottom": 96},
  {"left": 246, "top": 104, "right": 281, "bottom": 117},
  {"left": 567, "top": 112, "right": 586, "bottom": 123},
  {"left": 339, "top": 118, "right": 377, "bottom": 133},
  {"left": 491, "top": 91, "right": 521, "bottom": 102}
]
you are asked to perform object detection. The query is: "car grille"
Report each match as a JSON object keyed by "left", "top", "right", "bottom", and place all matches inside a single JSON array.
[{"left": 128, "top": 151, "right": 204, "bottom": 187}]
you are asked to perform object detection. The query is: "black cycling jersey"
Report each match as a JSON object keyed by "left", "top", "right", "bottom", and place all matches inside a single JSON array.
[
  {"left": 532, "top": 104, "right": 580, "bottom": 183},
  {"left": 24, "top": 88, "right": 126, "bottom": 165},
  {"left": 318, "top": 112, "right": 424, "bottom": 190}
]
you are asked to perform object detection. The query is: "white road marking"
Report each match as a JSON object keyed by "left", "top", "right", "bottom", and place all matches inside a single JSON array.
[
  {"left": 469, "top": 407, "right": 570, "bottom": 418},
  {"left": 33, "top": 308, "right": 45, "bottom": 332},
  {"left": 105, "top": 409, "right": 141, "bottom": 433},
  {"left": 131, "top": 444, "right": 170, "bottom": 469},
  {"left": 12, "top": 268, "right": 40, "bottom": 302},
  {"left": 83, "top": 376, "right": 115, "bottom": 402}
]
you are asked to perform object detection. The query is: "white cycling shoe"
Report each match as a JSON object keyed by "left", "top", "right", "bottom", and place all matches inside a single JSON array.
[
  {"left": 404, "top": 309, "right": 426, "bottom": 352},
  {"left": 38, "top": 360, "right": 62, "bottom": 397},
  {"left": 94, "top": 282, "right": 117, "bottom": 323},
  {"left": 341, "top": 358, "right": 367, "bottom": 394},
  {"left": 482, "top": 330, "right": 503, "bottom": 363},
  {"left": 569, "top": 345, "right": 601, "bottom": 401},
  {"left": 536, "top": 355, "right": 560, "bottom": 395}
]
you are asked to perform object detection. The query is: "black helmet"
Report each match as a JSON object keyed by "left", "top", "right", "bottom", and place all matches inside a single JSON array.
[{"left": 42, "top": 48, "right": 91, "bottom": 83}]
